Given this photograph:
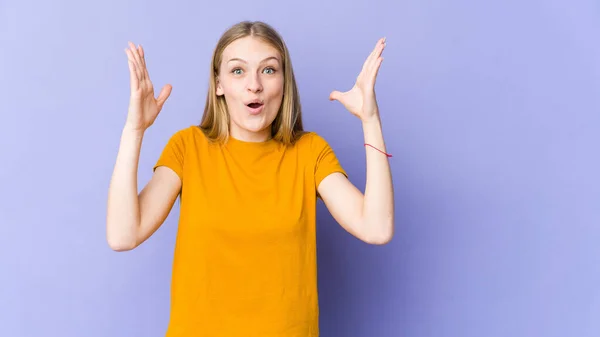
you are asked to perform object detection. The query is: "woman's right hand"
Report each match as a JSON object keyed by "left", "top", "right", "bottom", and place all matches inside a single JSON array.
[{"left": 124, "top": 42, "right": 172, "bottom": 132}]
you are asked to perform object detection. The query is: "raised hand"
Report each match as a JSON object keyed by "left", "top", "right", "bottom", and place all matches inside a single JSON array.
[
  {"left": 124, "top": 42, "right": 172, "bottom": 132},
  {"left": 329, "top": 38, "right": 386, "bottom": 122}
]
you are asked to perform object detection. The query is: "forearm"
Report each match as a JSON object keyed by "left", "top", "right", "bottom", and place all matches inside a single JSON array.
[
  {"left": 106, "top": 126, "right": 144, "bottom": 250},
  {"left": 361, "top": 114, "right": 394, "bottom": 243}
]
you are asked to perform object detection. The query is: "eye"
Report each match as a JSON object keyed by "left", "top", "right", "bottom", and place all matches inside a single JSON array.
[
  {"left": 263, "top": 67, "right": 276, "bottom": 74},
  {"left": 232, "top": 68, "right": 243, "bottom": 75}
]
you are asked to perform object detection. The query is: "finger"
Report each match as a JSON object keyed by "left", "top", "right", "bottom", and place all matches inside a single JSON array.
[
  {"left": 127, "top": 57, "right": 140, "bottom": 91},
  {"left": 365, "top": 39, "right": 380, "bottom": 63},
  {"left": 362, "top": 37, "right": 385, "bottom": 73},
  {"left": 125, "top": 48, "right": 141, "bottom": 83},
  {"left": 139, "top": 44, "right": 145, "bottom": 65},
  {"left": 138, "top": 44, "right": 151, "bottom": 80},
  {"left": 156, "top": 84, "right": 173, "bottom": 108},
  {"left": 367, "top": 39, "right": 386, "bottom": 73},
  {"left": 370, "top": 56, "right": 384, "bottom": 82},
  {"left": 371, "top": 38, "right": 385, "bottom": 58},
  {"left": 329, "top": 90, "right": 343, "bottom": 101},
  {"left": 128, "top": 42, "right": 145, "bottom": 81}
]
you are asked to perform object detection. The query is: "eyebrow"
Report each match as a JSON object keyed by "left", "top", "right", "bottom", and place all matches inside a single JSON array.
[{"left": 227, "top": 56, "right": 280, "bottom": 64}]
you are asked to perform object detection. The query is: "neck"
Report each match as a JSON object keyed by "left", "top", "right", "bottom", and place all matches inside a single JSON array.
[{"left": 229, "top": 127, "right": 272, "bottom": 143}]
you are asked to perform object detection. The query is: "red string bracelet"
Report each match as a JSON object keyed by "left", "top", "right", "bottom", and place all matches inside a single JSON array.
[{"left": 364, "top": 143, "right": 392, "bottom": 157}]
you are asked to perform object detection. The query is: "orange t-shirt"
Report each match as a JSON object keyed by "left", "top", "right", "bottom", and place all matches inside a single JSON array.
[{"left": 153, "top": 126, "right": 346, "bottom": 336}]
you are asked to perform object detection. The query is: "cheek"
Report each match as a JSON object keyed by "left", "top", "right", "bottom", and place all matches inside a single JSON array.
[
  {"left": 221, "top": 81, "right": 242, "bottom": 97},
  {"left": 267, "top": 78, "right": 284, "bottom": 99}
]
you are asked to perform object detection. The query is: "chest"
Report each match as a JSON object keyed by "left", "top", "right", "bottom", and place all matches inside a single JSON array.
[{"left": 178, "top": 147, "right": 317, "bottom": 240}]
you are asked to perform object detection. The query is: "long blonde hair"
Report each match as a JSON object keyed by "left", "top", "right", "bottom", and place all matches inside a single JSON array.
[{"left": 199, "top": 21, "right": 304, "bottom": 145}]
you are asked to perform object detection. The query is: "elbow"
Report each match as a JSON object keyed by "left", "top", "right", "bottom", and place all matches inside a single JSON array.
[
  {"left": 108, "top": 241, "right": 136, "bottom": 252},
  {"left": 362, "top": 219, "right": 394, "bottom": 245},
  {"left": 365, "top": 231, "right": 393, "bottom": 245},
  {"left": 106, "top": 230, "right": 137, "bottom": 252},
  {"left": 107, "top": 238, "right": 137, "bottom": 251}
]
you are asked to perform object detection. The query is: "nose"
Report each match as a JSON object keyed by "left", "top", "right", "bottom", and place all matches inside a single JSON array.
[{"left": 246, "top": 72, "right": 263, "bottom": 93}]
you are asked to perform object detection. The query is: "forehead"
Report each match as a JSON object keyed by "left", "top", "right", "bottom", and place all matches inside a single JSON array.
[{"left": 222, "top": 36, "right": 281, "bottom": 62}]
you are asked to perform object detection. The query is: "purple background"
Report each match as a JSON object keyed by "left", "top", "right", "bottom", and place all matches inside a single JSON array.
[{"left": 1, "top": 0, "right": 599, "bottom": 336}]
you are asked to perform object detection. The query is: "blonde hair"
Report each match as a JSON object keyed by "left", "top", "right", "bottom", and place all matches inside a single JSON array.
[{"left": 199, "top": 21, "right": 305, "bottom": 145}]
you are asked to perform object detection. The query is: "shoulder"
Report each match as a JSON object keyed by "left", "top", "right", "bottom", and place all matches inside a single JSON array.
[
  {"left": 161, "top": 125, "right": 208, "bottom": 146},
  {"left": 294, "top": 132, "right": 344, "bottom": 172},
  {"left": 294, "top": 131, "right": 335, "bottom": 153},
  {"left": 166, "top": 125, "right": 203, "bottom": 139},
  {"left": 295, "top": 132, "right": 347, "bottom": 186},
  {"left": 155, "top": 126, "right": 210, "bottom": 163}
]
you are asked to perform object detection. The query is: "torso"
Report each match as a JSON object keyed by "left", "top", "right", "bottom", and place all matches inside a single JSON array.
[{"left": 155, "top": 126, "right": 345, "bottom": 336}]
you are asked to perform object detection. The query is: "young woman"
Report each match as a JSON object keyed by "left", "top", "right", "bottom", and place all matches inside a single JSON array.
[{"left": 106, "top": 21, "right": 393, "bottom": 336}]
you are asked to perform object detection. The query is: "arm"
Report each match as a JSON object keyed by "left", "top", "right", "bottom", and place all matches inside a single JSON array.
[
  {"left": 318, "top": 116, "right": 394, "bottom": 245},
  {"left": 106, "top": 126, "right": 181, "bottom": 251},
  {"left": 106, "top": 42, "right": 178, "bottom": 251},
  {"left": 320, "top": 37, "right": 394, "bottom": 245}
]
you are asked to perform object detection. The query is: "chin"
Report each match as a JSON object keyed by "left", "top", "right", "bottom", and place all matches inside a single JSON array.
[
  {"left": 241, "top": 119, "right": 273, "bottom": 133},
  {"left": 239, "top": 123, "right": 266, "bottom": 133},
  {"left": 229, "top": 116, "right": 272, "bottom": 136},
  {"left": 234, "top": 109, "right": 277, "bottom": 129}
]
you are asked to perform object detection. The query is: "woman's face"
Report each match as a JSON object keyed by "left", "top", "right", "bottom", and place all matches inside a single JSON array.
[{"left": 216, "top": 36, "right": 284, "bottom": 142}]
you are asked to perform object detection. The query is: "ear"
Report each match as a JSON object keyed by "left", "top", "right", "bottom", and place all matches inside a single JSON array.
[{"left": 216, "top": 76, "right": 224, "bottom": 96}]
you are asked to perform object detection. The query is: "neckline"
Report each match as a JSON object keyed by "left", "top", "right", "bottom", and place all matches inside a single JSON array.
[{"left": 225, "top": 135, "right": 280, "bottom": 152}]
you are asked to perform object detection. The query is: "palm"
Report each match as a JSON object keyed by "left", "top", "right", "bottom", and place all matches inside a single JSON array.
[
  {"left": 132, "top": 86, "right": 160, "bottom": 127},
  {"left": 330, "top": 38, "right": 386, "bottom": 121}
]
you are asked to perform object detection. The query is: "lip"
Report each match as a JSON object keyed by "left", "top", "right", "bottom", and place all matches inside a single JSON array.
[
  {"left": 245, "top": 99, "right": 265, "bottom": 115},
  {"left": 246, "top": 103, "right": 264, "bottom": 115},
  {"left": 244, "top": 99, "right": 264, "bottom": 105}
]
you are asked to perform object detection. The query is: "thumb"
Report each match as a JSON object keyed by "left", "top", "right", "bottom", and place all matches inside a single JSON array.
[
  {"left": 156, "top": 84, "right": 173, "bottom": 108},
  {"left": 329, "top": 90, "right": 343, "bottom": 102}
]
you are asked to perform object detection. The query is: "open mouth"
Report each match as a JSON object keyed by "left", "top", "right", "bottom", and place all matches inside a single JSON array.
[
  {"left": 247, "top": 102, "right": 263, "bottom": 109},
  {"left": 246, "top": 101, "right": 265, "bottom": 114}
]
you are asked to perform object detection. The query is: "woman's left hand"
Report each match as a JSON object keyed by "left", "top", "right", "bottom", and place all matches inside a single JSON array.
[{"left": 329, "top": 37, "right": 386, "bottom": 123}]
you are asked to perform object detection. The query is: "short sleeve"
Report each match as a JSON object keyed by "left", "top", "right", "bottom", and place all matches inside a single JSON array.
[
  {"left": 311, "top": 133, "right": 347, "bottom": 189},
  {"left": 153, "top": 128, "right": 187, "bottom": 181}
]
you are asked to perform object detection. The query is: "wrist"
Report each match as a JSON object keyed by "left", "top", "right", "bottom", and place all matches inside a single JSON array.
[
  {"left": 361, "top": 115, "right": 382, "bottom": 132},
  {"left": 122, "top": 124, "right": 146, "bottom": 139},
  {"left": 360, "top": 113, "right": 381, "bottom": 126}
]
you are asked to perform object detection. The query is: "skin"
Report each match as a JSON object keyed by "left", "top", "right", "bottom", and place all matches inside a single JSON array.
[
  {"left": 322, "top": 37, "right": 394, "bottom": 245},
  {"left": 216, "top": 37, "right": 284, "bottom": 142},
  {"left": 106, "top": 36, "right": 393, "bottom": 251}
]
